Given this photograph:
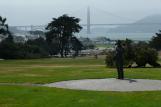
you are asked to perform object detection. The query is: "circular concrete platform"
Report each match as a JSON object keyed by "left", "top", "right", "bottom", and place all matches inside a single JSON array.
[{"left": 43, "top": 78, "right": 161, "bottom": 92}]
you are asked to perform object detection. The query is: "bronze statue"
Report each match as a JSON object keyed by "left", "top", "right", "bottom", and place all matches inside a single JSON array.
[{"left": 115, "top": 40, "right": 124, "bottom": 79}]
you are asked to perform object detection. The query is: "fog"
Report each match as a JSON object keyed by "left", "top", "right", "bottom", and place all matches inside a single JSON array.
[{"left": 0, "top": 0, "right": 161, "bottom": 26}]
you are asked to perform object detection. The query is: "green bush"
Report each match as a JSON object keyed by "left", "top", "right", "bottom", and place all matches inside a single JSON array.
[
  {"left": 146, "top": 48, "right": 160, "bottom": 67},
  {"left": 134, "top": 48, "right": 160, "bottom": 67},
  {"left": 105, "top": 51, "right": 115, "bottom": 68},
  {"left": 0, "top": 37, "right": 49, "bottom": 59},
  {"left": 134, "top": 47, "right": 148, "bottom": 67},
  {"left": 134, "top": 42, "right": 160, "bottom": 67},
  {"left": 105, "top": 40, "right": 160, "bottom": 68},
  {"left": 122, "top": 39, "right": 135, "bottom": 66}
]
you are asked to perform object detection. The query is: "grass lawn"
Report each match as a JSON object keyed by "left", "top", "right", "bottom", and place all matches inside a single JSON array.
[{"left": 0, "top": 56, "right": 161, "bottom": 107}]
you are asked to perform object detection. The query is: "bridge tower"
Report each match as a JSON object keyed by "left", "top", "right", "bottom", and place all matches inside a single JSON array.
[{"left": 87, "top": 6, "right": 91, "bottom": 34}]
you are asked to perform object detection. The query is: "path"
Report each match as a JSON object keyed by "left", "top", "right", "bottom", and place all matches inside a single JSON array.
[
  {"left": 43, "top": 78, "right": 161, "bottom": 92},
  {"left": 1, "top": 78, "right": 161, "bottom": 92}
]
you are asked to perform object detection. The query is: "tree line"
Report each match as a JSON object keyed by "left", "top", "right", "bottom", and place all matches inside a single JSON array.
[
  {"left": 0, "top": 14, "right": 161, "bottom": 62},
  {"left": 0, "top": 15, "right": 84, "bottom": 59}
]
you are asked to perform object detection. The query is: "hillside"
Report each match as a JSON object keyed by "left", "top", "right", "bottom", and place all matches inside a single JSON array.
[{"left": 108, "top": 14, "right": 161, "bottom": 33}]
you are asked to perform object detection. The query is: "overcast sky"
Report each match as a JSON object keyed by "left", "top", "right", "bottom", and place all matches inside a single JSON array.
[{"left": 0, "top": 0, "right": 161, "bottom": 26}]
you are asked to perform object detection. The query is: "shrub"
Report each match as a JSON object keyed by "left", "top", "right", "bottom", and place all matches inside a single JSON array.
[
  {"left": 0, "top": 37, "right": 49, "bottom": 59},
  {"left": 105, "top": 51, "right": 115, "bottom": 67},
  {"left": 122, "top": 39, "right": 135, "bottom": 66},
  {"left": 105, "top": 40, "right": 160, "bottom": 68},
  {"left": 146, "top": 48, "right": 160, "bottom": 67},
  {"left": 134, "top": 47, "right": 148, "bottom": 67},
  {"left": 134, "top": 42, "right": 160, "bottom": 67}
]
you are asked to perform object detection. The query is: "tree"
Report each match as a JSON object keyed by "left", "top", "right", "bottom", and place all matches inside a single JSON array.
[
  {"left": 122, "top": 39, "right": 135, "bottom": 66},
  {"left": 0, "top": 16, "right": 10, "bottom": 39},
  {"left": 46, "top": 14, "right": 82, "bottom": 57},
  {"left": 149, "top": 31, "right": 161, "bottom": 51},
  {"left": 0, "top": 16, "right": 50, "bottom": 59},
  {"left": 71, "top": 37, "right": 84, "bottom": 57},
  {"left": 26, "top": 37, "right": 49, "bottom": 57},
  {"left": 0, "top": 33, "right": 18, "bottom": 59},
  {"left": 0, "top": 16, "right": 16, "bottom": 59}
]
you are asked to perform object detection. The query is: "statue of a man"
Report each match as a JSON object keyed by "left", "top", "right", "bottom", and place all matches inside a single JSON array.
[{"left": 115, "top": 40, "right": 124, "bottom": 79}]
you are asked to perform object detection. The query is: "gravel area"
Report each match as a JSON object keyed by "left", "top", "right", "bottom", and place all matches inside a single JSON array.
[{"left": 43, "top": 78, "right": 161, "bottom": 92}]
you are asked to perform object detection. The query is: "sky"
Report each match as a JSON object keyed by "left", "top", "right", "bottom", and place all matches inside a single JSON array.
[{"left": 0, "top": 0, "right": 161, "bottom": 26}]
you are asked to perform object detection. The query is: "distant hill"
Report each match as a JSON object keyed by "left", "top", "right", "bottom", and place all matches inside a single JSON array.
[{"left": 108, "top": 14, "right": 161, "bottom": 33}]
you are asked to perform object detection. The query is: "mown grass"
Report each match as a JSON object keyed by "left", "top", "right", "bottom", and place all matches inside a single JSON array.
[
  {"left": 0, "top": 56, "right": 161, "bottom": 107},
  {"left": 1, "top": 85, "right": 161, "bottom": 107},
  {"left": 0, "top": 56, "right": 160, "bottom": 83}
]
